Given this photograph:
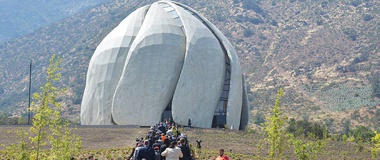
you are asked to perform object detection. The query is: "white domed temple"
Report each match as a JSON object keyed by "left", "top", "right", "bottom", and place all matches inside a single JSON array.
[{"left": 80, "top": 1, "right": 250, "bottom": 130}]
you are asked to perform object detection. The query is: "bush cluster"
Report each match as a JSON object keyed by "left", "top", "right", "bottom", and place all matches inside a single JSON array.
[
  {"left": 286, "top": 118, "right": 327, "bottom": 140},
  {"left": 371, "top": 72, "right": 380, "bottom": 98}
]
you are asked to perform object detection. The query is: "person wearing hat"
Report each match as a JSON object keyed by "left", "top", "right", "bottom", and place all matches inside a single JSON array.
[{"left": 154, "top": 146, "right": 161, "bottom": 160}]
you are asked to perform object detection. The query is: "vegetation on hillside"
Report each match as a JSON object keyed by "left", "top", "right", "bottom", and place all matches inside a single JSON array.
[{"left": 0, "top": 0, "right": 379, "bottom": 132}]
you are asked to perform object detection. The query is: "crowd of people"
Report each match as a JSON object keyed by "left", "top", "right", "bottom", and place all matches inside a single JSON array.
[
  {"left": 122, "top": 120, "right": 229, "bottom": 160},
  {"left": 126, "top": 120, "right": 192, "bottom": 160},
  {"left": 84, "top": 119, "right": 229, "bottom": 160}
]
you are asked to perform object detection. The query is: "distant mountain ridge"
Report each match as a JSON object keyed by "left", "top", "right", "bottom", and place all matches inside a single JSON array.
[
  {"left": 0, "top": 0, "right": 379, "bottom": 131},
  {"left": 0, "top": 0, "right": 108, "bottom": 43}
]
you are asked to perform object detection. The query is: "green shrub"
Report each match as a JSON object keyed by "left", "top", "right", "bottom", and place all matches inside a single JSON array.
[
  {"left": 248, "top": 18, "right": 264, "bottom": 24},
  {"left": 287, "top": 119, "right": 328, "bottom": 140},
  {"left": 259, "top": 34, "right": 267, "bottom": 40},
  {"left": 350, "top": 0, "right": 361, "bottom": 7},
  {"left": 263, "top": 88, "right": 290, "bottom": 158},
  {"left": 291, "top": 139, "right": 324, "bottom": 160},
  {"left": 372, "top": 131, "right": 380, "bottom": 158},
  {"left": 351, "top": 125, "right": 375, "bottom": 143},
  {"left": 343, "top": 28, "right": 358, "bottom": 41},
  {"left": 370, "top": 72, "right": 380, "bottom": 98},
  {"left": 254, "top": 112, "right": 265, "bottom": 125},
  {"left": 270, "top": 20, "right": 278, "bottom": 26},
  {"left": 242, "top": 0, "right": 265, "bottom": 16},
  {"left": 243, "top": 29, "right": 254, "bottom": 37},
  {"left": 363, "top": 14, "right": 374, "bottom": 21}
]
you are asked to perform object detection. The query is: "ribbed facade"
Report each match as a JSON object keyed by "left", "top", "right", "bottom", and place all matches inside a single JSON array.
[{"left": 80, "top": 1, "right": 249, "bottom": 130}]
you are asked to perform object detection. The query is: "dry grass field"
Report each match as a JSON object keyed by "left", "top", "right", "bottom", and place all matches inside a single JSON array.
[{"left": 0, "top": 125, "right": 375, "bottom": 159}]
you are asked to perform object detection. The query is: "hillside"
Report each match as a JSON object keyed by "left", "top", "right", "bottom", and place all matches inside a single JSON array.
[
  {"left": 0, "top": 0, "right": 379, "bottom": 132},
  {"left": 0, "top": 0, "right": 107, "bottom": 43}
]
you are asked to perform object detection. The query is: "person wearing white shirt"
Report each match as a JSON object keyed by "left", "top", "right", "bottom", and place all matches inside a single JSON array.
[{"left": 161, "top": 141, "right": 183, "bottom": 160}]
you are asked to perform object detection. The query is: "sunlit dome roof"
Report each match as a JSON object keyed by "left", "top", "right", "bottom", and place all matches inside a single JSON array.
[{"left": 80, "top": 1, "right": 249, "bottom": 130}]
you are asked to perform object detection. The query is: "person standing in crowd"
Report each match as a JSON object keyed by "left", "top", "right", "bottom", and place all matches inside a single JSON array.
[
  {"left": 166, "top": 119, "right": 170, "bottom": 128},
  {"left": 160, "top": 138, "right": 171, "bottom": 160},
  {"left": 132, "top": 141, "right": 144, "bottom": 160},
  {"left": 158, "top": 123, "right": 166, "bottom": 133},
  {"left": 179, "top": 138, "right": 192, "bottom": 160},
  {"left": 148, "top": 135, "right": 156, "bottom": 147},
  {"left": 215, "top": 149, "right": 229, "bottom": 160},
  {"left": 154, "top": 146, "right": 161, "bottom": 160},
  {"left": 166, "top": 126, "right": 174, "bottom": 137},
  {"left": 161, "top": 141, "right": 183, "bottom": 160},
  {"left": 127, "top": 142, "right": 142, "bottom": 160},
  {"left": 136, "top": 140, "right": 156, "bottom": 160},
  {"left": 172, "top": 126, "right": 178, "bottom": 137},
  {"left": 177, "top": 133, "right": 188, "bottom": 145}
]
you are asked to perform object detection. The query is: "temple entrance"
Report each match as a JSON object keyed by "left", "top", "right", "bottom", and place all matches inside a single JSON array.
[
  {"left": 212, "top": 56, "right": 230, "bottom": 128},
  {"left": 212, "top": 114, "right": 226, "bottom": 128},
  {"left": 212, "top": 100, "right": 227, "bottom": 128},
  {"left": 161, "top": 101, "right": 172, "bottom": 122}
]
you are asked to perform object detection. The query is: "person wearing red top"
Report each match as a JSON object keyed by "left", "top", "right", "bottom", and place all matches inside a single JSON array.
[{"left": 215, "top": 149, "right": 229, "bottom": 160}]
